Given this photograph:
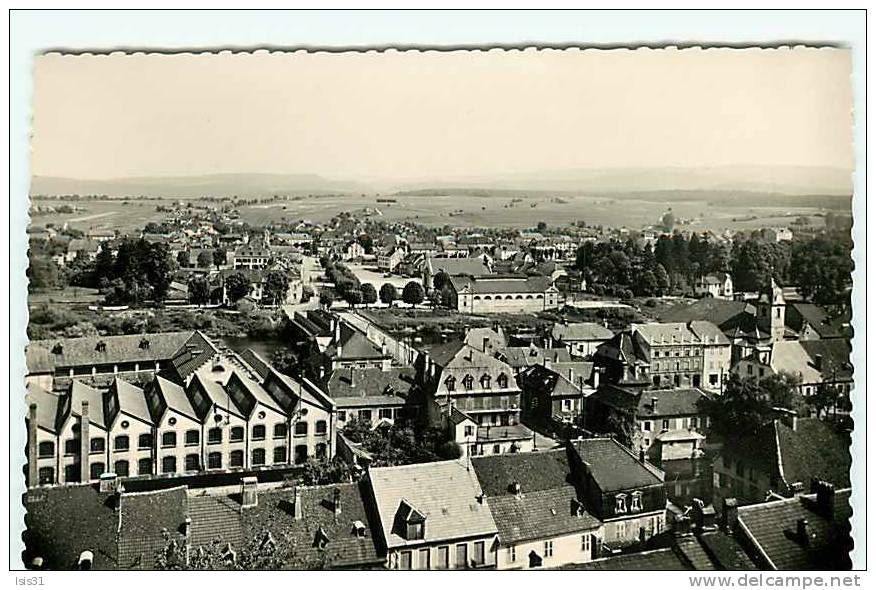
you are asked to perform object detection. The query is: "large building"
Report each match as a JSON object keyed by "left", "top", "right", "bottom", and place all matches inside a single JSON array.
[{"left": 448, "top": 276, "right": 561, "bottom": 314}]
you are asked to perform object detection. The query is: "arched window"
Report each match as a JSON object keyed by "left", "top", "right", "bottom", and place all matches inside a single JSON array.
[
  {"left": 526, "top": 295, "right": 534, "bottom": 300},
  {"left": 137, "top": 458, "right": 153, "bottom": 476},
  {"left": 445, "top": 376, "right": 456, "bottom": 391},
  {"left": 484, "top": 295, "right": 492, "bottom": 300},
  {"left": 316, "top": 443, "right": 327, "bottom": 459},
  {"left": 251, "top": 448, "right": 266, "bottom": 466},
  {"left": 615, "top": 493, "right": 627, "bottom": 514},
  {"left": 316, "top": 420, "right": 327, "bottom": 435},
  {"left": 294, "top": 445, "right": 308, "bottom": 464},
  {"left": 536, "top": 294, "right": 544, "bottom": 299},
  {"left": 90, "top": 462, "right": 105, "bottom": 480},
  {"left": 497, "top": 373, "right": 509, "bottom": 389},
  {"left": 230, "top": 427, "right": 244, "bottom": 442},
  {"left": 90, "top": 437, "right": 105, "bottom": 453},
  {"left": 462, "top": 374, "right": 474, "bottom": 390},
  {"left": 185, "top": 430, "right": 199, "bottom": 446},
  {"left": 161, "top": 432, "right": 177, "bottom": 448},
  {"left": 474, "top": 295, "right": 482, "bottom": 300},
  {"left": 138, "top": 434, "right": 153, "bottom": 450},
  {"left": 114, "top": 435, "right": 129, "bottom": 451},
  {"left": 273, "top": 446, "right": 288, "bottom": 463},
  {"left": 208, "top": 452, "right": 223, "bottom": 469},
  {"left": 505, "top": 295, "right": 513, "bottom": 300},
  {"left": 274, "top": 423, "right": 287, "bottom": 439},
  {"left": 295, "top": 421, "right": 309, "bottom": 436},
  {"left": 252, "top": 424, "right": 266, "bottom": 440},
  {"left": 161, "top": 456, "right": 177, "bottom": 474},
  {"left": 114, "top": 460, "right": 129, "bottom": 477},
  {"left": 515, "top": 295, "right": 523, "bottom": 300},
  {"left": 185, "top": 454, "right": 200, "bottom": 472},
  {"left": 480, "top": 374, "right": 492, "bottom": 389}
]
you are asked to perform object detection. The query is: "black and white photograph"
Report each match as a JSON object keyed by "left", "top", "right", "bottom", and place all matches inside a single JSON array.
[{"left": 9, "top": 8, "right": 866, "bottom": 578}]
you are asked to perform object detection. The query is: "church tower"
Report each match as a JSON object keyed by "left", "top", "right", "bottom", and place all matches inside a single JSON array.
[{"left": 757, "top": 278, "right": 786, "bottom": 343}]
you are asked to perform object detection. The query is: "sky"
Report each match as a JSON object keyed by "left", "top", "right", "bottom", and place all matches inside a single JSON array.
[{"left": 31, "top": 47, "right": 853, "bottom": 181}]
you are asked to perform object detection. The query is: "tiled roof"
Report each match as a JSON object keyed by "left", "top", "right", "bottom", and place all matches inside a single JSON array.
[
  {"left": 24, "top": 484, "right": 119, "bottom": 570},
  {"left": 26, "top": 383, "right": 61, "bottom": 433},
  {"left": 674, "top": 536, "right": 718, "bottom": 570},
  {"left": 737, "top": 489, "right": 853, "bottom": 570},
  {"left": 570, "top": 438, "right": 664, "bottom": 492},
  {"left": 472, "top": 448, "right": 573, "bottom": 498},
  {"left": 659, "top": 299, "right": 754, "bottom": 330},
  {"left": 190, "top": 373, "right": 245, "bottom": 419},
  {"left": 518, "top": 364, "right": 589, "bottom": 399},
  {"left": 464, "top": 327, "right": 507, "bottom": 352},
  {"left": 110, "top": 378, "right": 153, "bottom": 425},
  {"left": 450, "top": 275, "right": 553, "bottom": 295},
  {"left": 487, "top": 487, "right": 600, "bottom": 545},
  {"left": 551, "top": 322, "right": 614, "bottom": 343},
  {"left": 775, "top": 419, "right": 851, "bottom": 490},
  {"left": 117, "top": 487, "right": 189, "bottom": 570},
  {"left": 636, "top": 388, "right": 711, "bottom": 418},
  {"left": 799, "top": 339, "right": 853, "bottom": 381},
  {"left": 325, "top": 324, "right": 387, "bottom": 361},
  {"left": 68, "top": 380, "right": 108, "bottom": 429},
  {"left": 561, "top": 547, "right": 688, "bottom": 570},
  {"left": 786, "top": 303, "right": 843, "bottom": 339},
  {"left": 427, "top": 257, "right": 491, "bottom": 277},
  {"left": 227, "top": 370, "right": 284, "bottom": 416},
  {"left": 368, "top": 459, "right": 497, "bottom": 549},
  {"left": 767, "top": 341, "right": 822, "bottom": 383},
  {"left": 188, "top": 483, "right": 383, "bottom": 569},
  {"left": 476, "top": 423, "right": 533, "bottom": 442},
  {"left": 632, "top": 322, "right": 701, "bottom": 346},
  {"left": 238, "top": 349, "right": 272, "bottom": 381},
  {"left": 170, "top": 331, "right": 220, "bottom": 381},
  {"left": 325, "top": 367, "right": 416, "bottom": 407},
  {"left": 29, "top": 331, "right": 194, "bottom": 372},
  {"left": 152, "top": 374, "right": 197, "bottom": 421},
  {"left": 696, "top": 531, "right": 758, "bottom": 570},
  {"left": 688, "top": 321, "right": 731, "bottom": 345}
]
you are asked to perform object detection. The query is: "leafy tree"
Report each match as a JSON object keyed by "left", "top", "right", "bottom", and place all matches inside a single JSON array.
[
  {"left": 188, "top": 276, "right": 211, "bottom": 306},
  {"left": 699, "top": 372, "right": 802, "bottom": 439},
  {"left": 27, "top": 256, "right": 60, "bottom": 292},
  {"left": 379, "top": 283, "right": 397, "bottom": 305},
  {"left": 536, "top": 221, "right": 548, "bottom": 232},
  {"left": 661, "top": 210, "right": 675, "bottom": 232},
  {"left": 432, "top": 270, "right": 452, "bottom": 292},
  {"left": 263, "top": 270, "right": 290, "bottom": 306},
  {"left": 213, "top": 247, "right": 227, "bottom": 268},
  {"left": 99, "top": 239, "right": 174, "bottom": 304},
  {"left": 318, "top": 290, "right": 335, "bottom": 308},
  {"left": 344, "top": 289, "right": 363, "bottom": 307},
  {"left": 402, "top": 281, "right": 425, "bottom": 306},
  {"left": 197, "top": 250, "right": 214, "bottom": 268},
  {"left": 224, "top": 272, "right": 251, "bottom": 303},
  {"left": 360, "top": 283, "right": 378, "bottom": 306},
  {"left": 176, "top": 250, "right": 190, "bottom": 268},
  {"left": 789, "top": 237, "right": 853, "bottom": 306}
]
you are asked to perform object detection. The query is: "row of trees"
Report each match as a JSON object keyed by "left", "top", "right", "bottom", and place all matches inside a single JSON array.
[
  {"left": 575, "top": 239, "right": 673, "bottom": 298},
  {"left": 341, "top": 418, "right": 461, "bottom": 466},
  {"left": 176, "top": 247, "right": 227, "bottom": 270}
]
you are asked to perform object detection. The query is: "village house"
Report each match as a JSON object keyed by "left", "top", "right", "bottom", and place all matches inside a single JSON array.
[
  {"left": 694, "top": 273, "right": 734, "bottom": 300},
  {"left": 377, "top": 246, "right": 405, "bottom": 272},
  {"left": 517, "top": 361, "right": 596, "bottom": 428},
  {"left": 568, "top": 438, "right": 668, "bottom": 551},
  {"left": 231, "top": 239, "right": 272, "bottom": 270},
  {"left": 472, "top": 451, "right": 604, "bottom": 570},
  {"left": 550, "top": 321, "right": 615, "bottom": 359},
  {"left": 324, "top": 366, "right": 419, "bottom": 428},
  {"left": 365, "top": 459, "right": 499, "bottom": 570},
  {"left": 586, "top": 384, "right": 712, "bottom": 462}
]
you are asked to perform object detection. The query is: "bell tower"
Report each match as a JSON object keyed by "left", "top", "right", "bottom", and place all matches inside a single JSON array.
[{"left": 757, "top": 278, "right": 785, "bottom": 343}]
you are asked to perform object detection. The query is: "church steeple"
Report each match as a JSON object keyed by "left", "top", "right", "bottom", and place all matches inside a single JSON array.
[{"left": 757, "top": 278, "right": 785, "bottom": 343}]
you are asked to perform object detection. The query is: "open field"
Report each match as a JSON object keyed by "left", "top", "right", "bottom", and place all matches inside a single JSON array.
[
  {"left": 29, "top": 199, "right": 169, "bottom": 233},
  {"left": 236, "top": 192, "right": 840, "bottom": 233}
]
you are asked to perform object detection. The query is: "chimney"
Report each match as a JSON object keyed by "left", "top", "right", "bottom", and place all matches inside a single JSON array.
[
  {"left": 476, "top": 492, "right": 486, "bottom": 504},
  {"left": 813, "top": 479, "right": 836, "bottom": 516},
  {"left": 381, "top": 341, "right": 388, "bottom": 356},
  {"left": 241, "top": 476, "right": 258, "bottom": 509},
  {"left": 333, "top": 487, "right": 342, "bottom": 516},
  {"left": 27, "top": 403, "right": 38, "bottom": 487},
  {"left": 722, "top": 497, "right": 739, "bottom": 531},
  {"left": 319, "top": 366, "right": 326, "bottom": 380},
  {"left": 568, "top": 368, "right": 574, "bottom": 382},
  {"left": 813, "top": 354, "right": 824, "bottom": 371},
  {"left": 80, "top": 401, "right": 90, "bottom": 483},
  {"left": 592, "top": 368, "right": 600, "bottom": 389},
  {"left": 543, "top": 357, "right": 552, "bottom": 371},
  {"left": 293, "top": 484, "right": 303, "bottom": 519},
  {"left": 651, "top": 396, "right": 658, "bottom": 415},
  {"left": 675, "top": 515, "right": 692, "bottom": 536},
  {"left": 795, "top": 519, "right": 810, "bottom": 545},
  {"left": 510, "top": 481, "right": 522, "bottom": 497},
  {"left": 334, "top": 320, "right": 341, "bottom": 344},
  {"left": 638, "top": 448, "right": 646, "bottom": 463},
  {"left": 483, "top": 337, "right": 490, "bottom": 353}
]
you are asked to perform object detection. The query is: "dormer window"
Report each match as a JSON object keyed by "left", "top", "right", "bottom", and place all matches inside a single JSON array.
[
  {"left": 139, "top": 338, "right": 150, "bottom": 350},
  {"left": 480, "top": 374, "right": 491, "bottom": 389},
  {"left": 615, "top": 493, "right": 627, "bottom": 514},
  {"left": 313, "top": 527, "right": 330, "bottom": 549},
  {"left": 462, "top": 374, "right": 474, "bottom": 391},
  {"left": 631, "top": 491, "right": 643, "bottom": 512},
  {"left": 52, "top": 343, "right": 63, "bottom": 355},
  {"left": 95, "top": 340, "right": 107, "bottom": 353},
  {"left": 394, "top": 500, "right": 426, "bottom": 541},
  {"left": 497, "top": 373, "right": 508, "bottom": 389},
  {"left": 444, "top": 376, "right": 456, "bottom": 392}
]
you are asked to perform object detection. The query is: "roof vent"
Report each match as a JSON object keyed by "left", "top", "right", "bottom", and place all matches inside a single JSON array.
[
  {"left": 351, "top": 520, "right": 367, "bottom": 538},
  {"left": 51, "top": 343, "right": 63, "bottom": 355}
]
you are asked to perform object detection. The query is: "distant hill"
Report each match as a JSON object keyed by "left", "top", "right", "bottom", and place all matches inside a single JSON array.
[
  {"left": 30, "top": 173, "right": 371, "bottom": 198},
  {"left": 392, "top": 165, "right": 853, "bottom": 197}
]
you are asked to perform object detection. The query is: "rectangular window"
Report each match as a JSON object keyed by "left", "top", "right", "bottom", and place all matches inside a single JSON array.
[
  {"left": 337, "top": 410, "right": 346, "bottom": 421},
  {"left": 208, "top": 428, "right": 222, "bottom": 444},
  {"left": 418, "top": 548, "right": 430, "bottom": 570},
  {"left": 138, "top": 434, "right": 153, "bottom": 450},
  {"left": 455, "top": 544, "right": 468, "bottom": 569},
  {"left": 208, "top": 452, "right": 222, "bottom": 469},
  {"left": 399, "top": 551, "right": 412, "bottom": 571},
  {"left": 581, "top": 535, "right": 590, "bottom": 552},
  {"left": 509, "top": 545, "right": 516, "bottom": 563},
  {"left": 185, "top": 430, "right": 199, "bottom": 446},
  {"left": 185, "top": 454, "right": 200, "bottom": 472},
  {"left": 161, "top": 431, "right": 176, "bottom": 448},
  {"left": 90, "top": 437, "right": 105, "bottom": 454},
  {"left": 114, "top": 435, "right": 129, "bottom": 451},
  {"left": 436, "top": 546, "right": 449, "bottom": 570},
  {"left": 643, "top": 421, "right": 651, "bottom": 432},
  {"left": 358, "top": 409, "right": 372, "bottom": 422},
  {"left": 64, "top": 438, "right": 79, "bottom": 456},
  {"left": 543, "top": 541, "right": 553, "bottom": 558},
  {"left": 379, "top": 408, "right": 393, "bottom": 420},
  {"left": 473, "top": 541, "right": 485, "bottom": 566},
  {"left": 464, "top": 425, "right": 474, "bottom": 437},
  {"left": 662, "top": 419, "right": 670, "bottom": 430}
]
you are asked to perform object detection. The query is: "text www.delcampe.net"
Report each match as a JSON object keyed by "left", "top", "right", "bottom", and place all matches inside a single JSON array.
[{"left": 689, "top": 575, "right": 862, "bottom": 588}]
